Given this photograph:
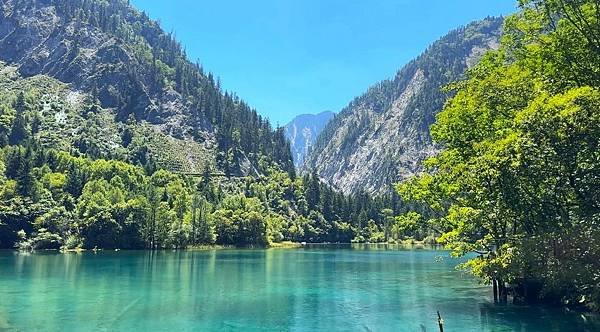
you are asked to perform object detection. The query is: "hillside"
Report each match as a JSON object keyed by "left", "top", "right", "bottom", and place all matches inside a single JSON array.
[
  {"left": 0, "top": 0, "right": 293, "bottom": 175},
  {"left": 0, "top": 58, "right": 404, "bottom": 249},
  {"left": 284, "top": 111, "right": 335, "bottom": 169},
  {"left": 0, "top": 60, "right": 218, "bottom": 173},
  {"left": 0, "top": 1, "right": 407, "bottom": 250},
  {"left": 304, "top": 17, "right": 503, "bottom": 194}
]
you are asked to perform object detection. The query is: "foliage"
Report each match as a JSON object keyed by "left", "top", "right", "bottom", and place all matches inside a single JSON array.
[
  {"left": 39, "top": 0, "right": 294, "bottom": 175},
  {"left": 397, "top": 0, "right": 600, "bottom": 309},
  {"left": 0, "top": 136, "right": 401, "bottom": 250},
  {"left": 17, "top": 228, "right": 62, "bottom": 251}
]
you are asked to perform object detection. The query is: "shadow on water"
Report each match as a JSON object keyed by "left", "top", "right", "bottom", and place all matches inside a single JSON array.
[{"left": 478, "top": 302, "right": 600, "bottom": 332}]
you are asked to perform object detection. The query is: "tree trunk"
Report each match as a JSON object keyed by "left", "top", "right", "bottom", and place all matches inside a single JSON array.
[
  {"left": 493, "top": 278, "right": 498, "bottom": 303},
  {"left": 191, "top": 198, "right": 197, "bottom": 244},
  {"left": 498, "top": 279, "right": 508, "bottom": 303}
]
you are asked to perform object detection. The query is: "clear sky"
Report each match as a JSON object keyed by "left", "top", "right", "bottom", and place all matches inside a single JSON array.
[{"left": 130, "top": 0, "right": 517, "bottom": 125}]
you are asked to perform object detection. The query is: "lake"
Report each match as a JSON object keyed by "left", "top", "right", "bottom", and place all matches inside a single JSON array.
[{"left": 0, "top": 246, "right": 597, "bottom": 331}]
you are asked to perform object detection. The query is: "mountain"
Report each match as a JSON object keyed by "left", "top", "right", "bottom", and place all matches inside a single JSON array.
[
  {"left": 0, "top": 0, "right": 293, "bottom": 175},
  {"left": 0, "top": 0, "right": 405, "bottom": 251},
  {"left": 304, "top": 17, "right": 503, "bottom": 195},
  {"left": 284, "top": 111, "right": 335, "bottom": 168}
]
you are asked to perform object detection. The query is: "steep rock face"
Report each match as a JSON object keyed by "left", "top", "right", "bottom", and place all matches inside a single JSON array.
[
  {"left": 0, "top": 60, "right": 216, "bottom": 174},
  {"left": 0, "top": 0, "right": 197, "bottom": 135},
  {"left": 284, "top": 111, "right": 335, "bottom": 168},
  {"left": 304, "top": 18, "right": 503, "bottom": 195}
]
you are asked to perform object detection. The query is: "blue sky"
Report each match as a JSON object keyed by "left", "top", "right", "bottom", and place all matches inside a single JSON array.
[{"left": 130, "top": 0, "right": 517, "bottom": 125}]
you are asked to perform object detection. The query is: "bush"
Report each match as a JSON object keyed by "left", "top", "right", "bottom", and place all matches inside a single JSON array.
[{"left": 17, "top": 228, "right": 62, "bottom": 251}]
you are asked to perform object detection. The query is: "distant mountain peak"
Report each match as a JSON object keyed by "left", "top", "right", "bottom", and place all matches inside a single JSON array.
[{"left": 284, "top": 111, "right": 335, "bottom": 169}]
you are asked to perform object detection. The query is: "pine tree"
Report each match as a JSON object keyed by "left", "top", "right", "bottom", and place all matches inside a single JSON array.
[
  {"left": 65, "top": 164, "right": 85, "bottom": 197},
  {"left": 16, "top": 145, "right": 35, "bottom": 197},
  {"left": 9, "top": 93, "right": 29, "bottom": 145},
  {"left": 305, "top": 170, "right": 321, "bottom": 211},
  {"left": 4, "top": 146, "right": 22, "bottom": 179}
]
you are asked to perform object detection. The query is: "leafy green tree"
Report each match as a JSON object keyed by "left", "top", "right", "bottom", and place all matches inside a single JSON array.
[
  {"left": 0, "top": 105, "right": 15, "bottom": 146},
  {"left": 213, "top": 194, "right": 268, "bottom": 246},
  {"left": 381, "top": 208, "right": 394, "bottom": 241},
  {"left": 397, "top": 0, "right": 600, "bottom": 308}
]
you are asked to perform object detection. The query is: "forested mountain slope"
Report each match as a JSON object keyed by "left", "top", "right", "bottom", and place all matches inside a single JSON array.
[
  {"left": 0, "top": 0, "right": 293, "bottom": 175},
  {"left": 284, "top": 111, "right": 335, "bottom": 168},
  {"left": 0, "top": 0, "right": 407, "bottom": 250},
  {"left": 304, "top": 17, "right": 503, "bottom": 195},
  {"left": 0, "top": 58, "right": 405, "bottom": 250}
]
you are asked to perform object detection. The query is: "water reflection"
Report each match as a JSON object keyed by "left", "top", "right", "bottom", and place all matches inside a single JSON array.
[
  {"left": 0, "top": 248, "right": 597, "bottom": 331},
  {"left": 478, "top": 302, "right": 599, "bottom": 332}
]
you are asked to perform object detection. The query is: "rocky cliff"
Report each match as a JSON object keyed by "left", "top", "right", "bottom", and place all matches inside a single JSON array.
[
  {"left": 304, "top": 17, "right": 503, "bottom": 195},
  {"left": 0, "top": 0, "right": 198, "bottom": 135}
]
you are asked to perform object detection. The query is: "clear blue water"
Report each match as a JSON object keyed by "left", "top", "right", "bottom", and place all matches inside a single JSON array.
[{"left": 0, "top": 246, "right": 597, "bottom": 331}]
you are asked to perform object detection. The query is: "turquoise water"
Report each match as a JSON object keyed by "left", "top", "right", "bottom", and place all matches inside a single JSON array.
[{"left": 0, "top": 246, "right": 597, "bottom": 331}]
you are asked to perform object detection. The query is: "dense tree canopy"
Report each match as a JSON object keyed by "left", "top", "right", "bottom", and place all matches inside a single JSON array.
[
  {"left": 397, "top": 0, "right": 600, "bottom": 310},
  {"left": 0, "top": 140, "right": 404, "bottom": 250},
  {"left": 0, "top": 86, "right": 404, "bottom": 250}
]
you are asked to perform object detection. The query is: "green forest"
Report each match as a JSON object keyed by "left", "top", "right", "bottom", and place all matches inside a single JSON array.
[
  {"left": 0, "top": 113, "right": 404, "bottom": 251},
  {"left": 396, "top": 0, "right": 600, "bottom": 310},
  {"left": 0, "top": 92, "right": 405, "bottom": 250},
  {"left": 1, "top": 0, "right": 599, "bottom": 314},
  {"left": 0, "top": 0, "right": 407, "bottom": 251}
]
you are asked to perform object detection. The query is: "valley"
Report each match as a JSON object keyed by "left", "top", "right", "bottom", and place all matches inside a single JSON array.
[{"left": 0, "top": 0, "right": 599, "bottom": 330}]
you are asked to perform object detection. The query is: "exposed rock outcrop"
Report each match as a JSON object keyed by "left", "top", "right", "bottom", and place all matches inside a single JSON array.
[{"left": 304, "top": 17, "right": 503, "bottom": 195}]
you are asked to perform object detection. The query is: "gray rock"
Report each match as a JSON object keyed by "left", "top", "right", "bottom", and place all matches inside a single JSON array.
[
  {"left": 0, "top": 0, "right": 211, "bottom": 137},
  {"left": 304, "top": 18, "right": 503, "bottom": 195},
  {"left": 284, "top": 111, "right": 335, "bottom": 169}
]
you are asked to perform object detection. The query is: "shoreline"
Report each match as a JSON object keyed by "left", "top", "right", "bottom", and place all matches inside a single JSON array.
[{"left": 3, "top": 241, "right": 442, "bottom": 253}]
